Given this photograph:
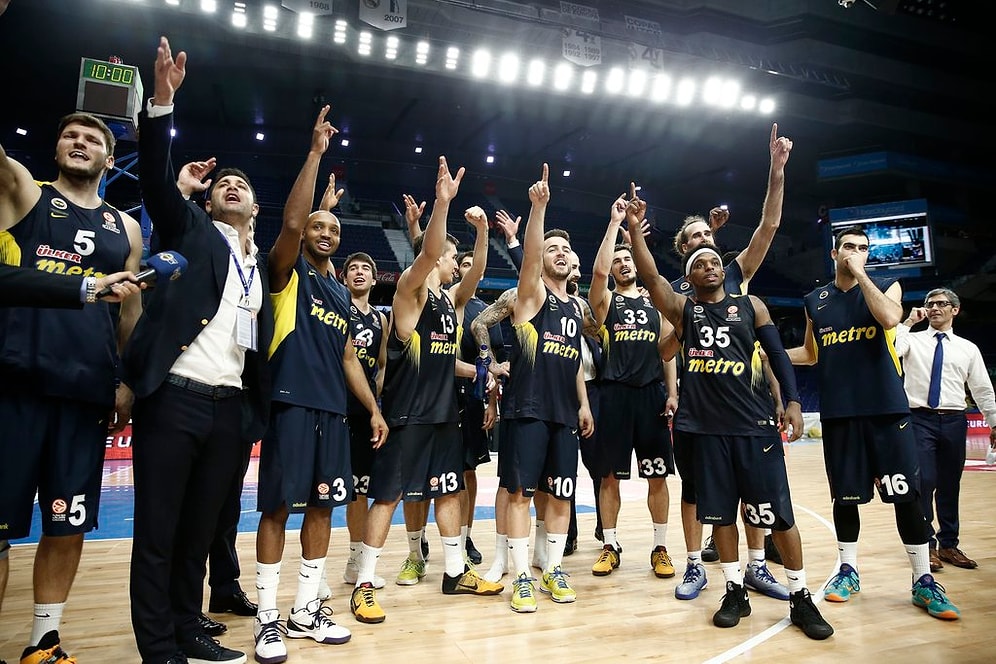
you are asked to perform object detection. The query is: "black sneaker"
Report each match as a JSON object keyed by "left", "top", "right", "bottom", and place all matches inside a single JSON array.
[
  {"left": 198, "top": 612, "right": 228, "bottom": 637},
  {"left": 790, "top": 589, "right": 834, "bottom": 640},
  {"left": 713, "top": 581, "right": 751, "bottom": 628},
  {"left": 564, "top": 538, "right": 578, "bottom": 556},
  {"left": 180, "top": 633, "right": 247, "bottom": 663},
  {"left": 702, "top": 535, "right": 719, "bottom": 563},
  {"left": 465, "top": 536, "right": 483, "bottom": 565},
  {"left": 764, "top": 534, "right": 783, "bottom": 566}
]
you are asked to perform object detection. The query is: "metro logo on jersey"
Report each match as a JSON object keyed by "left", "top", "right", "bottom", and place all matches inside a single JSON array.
[
  {"left": 820, "top": 325, "right": 878, "bottom": 347},
  {"left": 308, "top": 303, "right": 348, "bottom": 332}
]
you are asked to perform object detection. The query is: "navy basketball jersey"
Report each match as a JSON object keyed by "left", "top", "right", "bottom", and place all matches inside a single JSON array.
[
  {"left": 381, "top": 288, "right": 460, "bottom": 426},
  {"left": 347, "top": 302, "right": 384, "bottom": 416},
  {"left": 600, "top": 291, "right": 665, "bottom": 386},
  {"left": 502, "top": 287, "right": 583, "bottom": 426},
  {"left": 804, "top": 277, "right": 908, "bottom": 418},
  {"left": 268, "top": 255, "right": 351, "bottom": 413},
  {"left": 670, "top": 259, "right": 746, "bottom": 297},
  {"left": 0, "top": 183, "right": 131, "bottom": 405},
  {"left": 673, "top": 294, "right": 776, "bottom": 436}
]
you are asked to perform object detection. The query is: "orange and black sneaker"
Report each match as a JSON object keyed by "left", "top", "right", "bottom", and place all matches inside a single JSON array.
[{"left": 20, "top": 631, "right": 77, "bottom": 664}]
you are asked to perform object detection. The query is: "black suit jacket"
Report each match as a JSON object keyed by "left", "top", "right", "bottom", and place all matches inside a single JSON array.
[
  {"left": 0, "top": 264, "right": 85, "bottom": 308},
  {"left": 122, "top": 110, "right": 273, "bottom": 442}
]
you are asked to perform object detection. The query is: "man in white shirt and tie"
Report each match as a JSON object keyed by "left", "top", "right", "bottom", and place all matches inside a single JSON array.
[{"left": 895, "top": 287, "right": 996, "bottom": 572}]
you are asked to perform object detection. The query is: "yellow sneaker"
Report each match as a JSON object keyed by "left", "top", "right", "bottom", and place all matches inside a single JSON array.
[
  {"left": 592, "top": 544, "right": 621, "bottom": 576},
  {"left": 396, "top": 555, "right": 426, "bottom": 586},
  {"left": 651, "top": 545, "right": 675, "bottom": 578},
  {"left": 510, "top": 573, "right": 538, "bottom": 613},
  {"left": 19, "top": 631, "right": 77, "bottom": 664},
  {"left": 442, "top": 567, "right": 504, "bottom": 595},
  {"left": 540, "top": 566, "right": 577, "bottom": 603},
  {"left": 350, "top": 583, "right": 386, "bottom": 624}
]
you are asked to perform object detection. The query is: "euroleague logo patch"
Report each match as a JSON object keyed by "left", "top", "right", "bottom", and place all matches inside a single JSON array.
[
  {"left": 102, "top": 211, "right": 120, "bottom": 233},
  {"left": 317, "top": 483, "right": 330, "bottom": 497},
  {"left": 52, "top": 499, "right": 68, "bottom": 514}
]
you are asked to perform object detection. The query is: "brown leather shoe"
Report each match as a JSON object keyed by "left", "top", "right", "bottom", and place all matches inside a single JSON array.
[
  {"left": 938, "top": 547, "right": 978, "bottom": 569},
  {"left": 929, "top": 548, "right": 943, "bottom": 572}
]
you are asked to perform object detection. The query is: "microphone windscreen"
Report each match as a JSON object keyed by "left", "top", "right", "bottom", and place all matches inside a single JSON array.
[{"left": 146, "top": 251, "right": 188, "bottom": 281}]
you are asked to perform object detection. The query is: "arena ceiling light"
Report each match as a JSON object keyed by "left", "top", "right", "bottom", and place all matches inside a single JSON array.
[
  {"left": 471, "top": 49, "right": 491, "bottom": 79},
  {"left": 498, "top": 53, "right": 520, "bottom": 84}
]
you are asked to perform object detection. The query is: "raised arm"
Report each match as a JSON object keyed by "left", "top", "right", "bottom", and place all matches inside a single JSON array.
[
  {"left": 515, "top": 163, "right": 551, "bottom": 314},
  {"left": 0, "top": 144, "right": 41, "bottom": 232},
  {"left": 495, "top": 209, "right": 523, "bottom": 272},
  {"left": 403, "top": 194, "right": 426, "bottom": 243},
  {"left": 451, "top": 205, "right": 490, "bottom": 309},
  {"left": 270, "top": 105, "right": 337, "bottom": 291},
  {"left": 319, "top": 172, "right": 344, "bottom": 212},
  {"left": 625, "top": 183, "right": 685, "bottom": 331},
  {"left": 589, "top": 193, "right": 627, "bottom": 326},
  {"left": 735, "top": 123, "right": 792, "bottom": 282}
]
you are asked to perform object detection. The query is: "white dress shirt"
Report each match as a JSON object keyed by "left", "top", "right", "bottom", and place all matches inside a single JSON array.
[{"left": 894, "top": 324, "right": 996, "bottom": 427}]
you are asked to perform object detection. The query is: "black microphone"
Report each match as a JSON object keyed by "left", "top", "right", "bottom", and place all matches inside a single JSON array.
[{"left": 96, "top": 251, "right": 188, "bottom": 298}]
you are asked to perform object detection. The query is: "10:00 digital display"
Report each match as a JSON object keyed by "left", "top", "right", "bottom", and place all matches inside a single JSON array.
[{"left": 83, "top": 59, "right": 136, "bottom": 86}]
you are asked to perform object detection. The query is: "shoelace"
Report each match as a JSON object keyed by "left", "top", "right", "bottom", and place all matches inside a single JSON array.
[
  {"left": 257, "top": 621, "right": 288, "bottom": 646},
  {"left": 514, "top": 576, "right": 536, "bottom": 597},
  {"left": 749, "top": 563, "right": 778, "bottom": 584},
  {"left": 683, "top": 565, "right": 703, "bottom": 583},
  {"left": 401, "top": 558, "right": 423, "bottom": 574},
  {"left": 596, "top": 549, "right": 615, "bottom": 564},
  {"left": 310, "top": 604, "right": 339, "bottom": 629},
  {"left": 830, "top": 571, "right": 856, "bottom": 588},
  {"left": 549, "top": 567, "right": 571, "bottom": 589},
  {"left": 356, "top": 586, "right": 378, "bottom": 608},
  {"left": 918, "top": 578, "right": 950, "bottom": 604}
]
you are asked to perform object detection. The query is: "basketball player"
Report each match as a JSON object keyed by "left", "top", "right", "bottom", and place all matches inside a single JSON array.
[{"left": 0, "top": 110, "right": 144, "bottom": 660}]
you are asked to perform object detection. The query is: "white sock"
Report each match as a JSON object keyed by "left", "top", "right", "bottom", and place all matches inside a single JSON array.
[
  {"left": 347, "top": 541, "right": 361, "bottom": 565},
  {"left": 747, "top": 548, "right": 765, "bottom": 566},
  {"left": 442, "top": 535, "right": 464, "bottom": 577},
  {"left": 653, "top": 522, "right": 668, "bottom": 548},
  {"left": 906, "top": 543, "right": 930, "bottom": 581},
  {"left": 603, "top": 527, "right": 618, "bottom": 550},
  {"left": 784, "top": 567, "right": 807, "bottom": 594},
  {"left": 720, "top": 561, "right": 743, "bottom": 586},
  {"left": 484, "top": 535, "right": 509, "bottom": 582},
  {"left": 293, "top": 556, "right": 325, "bottom": 612},
  {"left": 687, "top": 551, "right": 702, "bottom": 566},
  {"left": 31, "top": 602, "right": 64, "bottom": 645},
  {"left": 509, "top": 537, "right": 530, "bottom": 578},
  {"left": 545, "top": 532, "right": 567, "bottom": 572},
  {"left": 407, "top": 530, "right": 424, "bottom": 562},
  {"left": 255, "top": 561, "right": 281, "bottom": 615},
  {"left": 356, "top": 543, "right": 382, "bottom": 586},
  {"left": 837, "top": 541, "right": 858, "bottom": 571}
]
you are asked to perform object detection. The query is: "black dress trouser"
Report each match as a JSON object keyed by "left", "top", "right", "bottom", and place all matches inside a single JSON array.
[{"left": 130, "top": 382, "right": 245, "bottom": 663}]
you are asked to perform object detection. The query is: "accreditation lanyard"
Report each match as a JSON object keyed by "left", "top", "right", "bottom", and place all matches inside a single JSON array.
[{"left": 229, "top": 245, "right": 258, "bottom": 351}]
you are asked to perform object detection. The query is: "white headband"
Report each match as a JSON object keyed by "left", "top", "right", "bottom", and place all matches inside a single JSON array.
[{"left": 685, "top": 246, "right": 723, "bottom": 276}]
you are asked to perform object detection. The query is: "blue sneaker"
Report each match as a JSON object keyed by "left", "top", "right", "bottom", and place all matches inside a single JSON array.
[
  {"left": 824, "top": 563, "right": 860, "bottom": 602},
  {"left": 912, "top": 574, "right": 961, "bottom": 620},
  {"left": 675, "top": 562, "right": 708, "bottom": 600},
  {"left": 745, "top": 561, "right": 789, "bottom": 601}
]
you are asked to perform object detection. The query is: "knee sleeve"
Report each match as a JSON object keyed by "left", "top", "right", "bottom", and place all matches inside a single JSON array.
[
  {"left": 832, "top": 502, "right": 860, "bottom": 542},
  {"left": 894, "top": 500, "right": 929, "bottom": 545}
]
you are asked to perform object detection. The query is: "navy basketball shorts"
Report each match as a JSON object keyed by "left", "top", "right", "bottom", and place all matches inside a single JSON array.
[
  {"left": 347, "top": 410, "right": 375, "bottom": 497},
  {"left": 258, "top": 403, "right": 353, "bottom": 514},
  {"left": 0, "top": 392, "right": 108, "bottom": 538},
  {"left": 692, "top": 433, "right": 795, "bottom": 529},
  {"left": 672, "top": 430, "right": 698, "bottom": 504},
  {"left": 499, "top": 418, "right": 579, "bottom": 500},
  {"left": 367, "top": 422, "right": 463, "bottom": 503},
  {"left": 459, "top": 393, "right": 492, "bottom": 470},
  {"left": 578, "top": 380, "right": 603, "bottom": 480},
  {"left": 822, "top": 414, "right": 921, "bottom": 505},
  {"left": 597, "top": 381, "right": 674, "bottom": 480}
]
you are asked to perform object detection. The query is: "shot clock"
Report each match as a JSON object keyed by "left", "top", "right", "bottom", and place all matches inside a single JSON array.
[{"left": 76, "top": 57, "right": 144, "bottom": 140}]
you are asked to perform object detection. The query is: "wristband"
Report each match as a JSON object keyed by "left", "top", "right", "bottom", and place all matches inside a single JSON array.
[{"left": 84, "top": 276, "right": 98, "bottom": 304}]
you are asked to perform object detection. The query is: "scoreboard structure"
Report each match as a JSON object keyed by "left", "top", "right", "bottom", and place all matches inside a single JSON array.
[{"left": 76, "top": 57, "right": 143, "bottom": 141}]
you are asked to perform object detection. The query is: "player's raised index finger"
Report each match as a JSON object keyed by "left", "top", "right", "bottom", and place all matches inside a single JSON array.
[
  {"left": 316, "top": 104, "right": 330, "bottom": 124},
  {"left": 541, "top": 162, "right": 549, "bottom": 183}
]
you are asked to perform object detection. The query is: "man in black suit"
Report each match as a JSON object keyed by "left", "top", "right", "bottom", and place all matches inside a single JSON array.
[
  {"left": 121, "top": 36, "right": 273, "bottom": 664},
  {"left": 0, "top": 265, "right": 141, "bottom": 308}
]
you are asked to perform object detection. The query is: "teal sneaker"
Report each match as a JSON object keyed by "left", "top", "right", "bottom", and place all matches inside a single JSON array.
[
  {"left": 824, "top": 563, "right": 860, "bottom": 602},
  {"left": 539, "top": 566, "right": 577, "bottom": 603},
  {"left": 912, "top": 574, "right": 961, "bottom": 620}
]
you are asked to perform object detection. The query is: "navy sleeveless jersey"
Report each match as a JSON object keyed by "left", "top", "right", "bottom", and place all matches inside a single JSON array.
[
  {"left": 804, "top": 277, "right": 908, "bottom": 418},
  {"left": 346, "top": 302, "right": 384, "bottom": 416},
  {"left": 268, "top": 255, "right": 351, "bottom": 413},
  {"left": 381, "top": 288, "right": 460, "bottom": 426},
  {"left": 0, "top": 183, "right": 131, "bottom": 405},
  {"left": 600, "top": 291, "right": 665, "bottom": 386},
  {"left": 673, "top": 294, "right": 776, "bottom": 435},
  {"left": 502, "top": 287, "right": 583, "bottom": 426}
]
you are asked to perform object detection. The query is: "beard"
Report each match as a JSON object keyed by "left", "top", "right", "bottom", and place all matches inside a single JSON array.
[{"left": 567, "top": 279, "right": 579, "bottom": 295}]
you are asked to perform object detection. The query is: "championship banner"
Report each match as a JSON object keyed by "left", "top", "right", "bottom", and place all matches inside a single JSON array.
[
  {"left": 628, "top": 43, "right": 664, "bottom": 70},
  {"left": 562, "top": 28, "right": 602, "bottom": 67},
  {"left": 359, "top": 0, "right": 407, "bottom": 31},
  {"left": 559, "top": 1, "right": 599, "bottom": 25},
  {"left": 624, "top": 14, "right": 662, "bottom": 37},
  {"left": 281, "top": 0, "right": 335, "bottom": 15}
]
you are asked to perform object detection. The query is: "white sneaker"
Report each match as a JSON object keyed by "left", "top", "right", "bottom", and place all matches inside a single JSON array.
[
  {"left": 287, "top": 598, "right": 352, "bottom": 645},
  {"left": 342, "top": 560, "right": 386, "bottom": 588},
  {"left": 483, "top": 561, "right": 507, "bottom": 583},
  {"left": 254, "top": 609, "right": 288, "bottom": 664}
]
